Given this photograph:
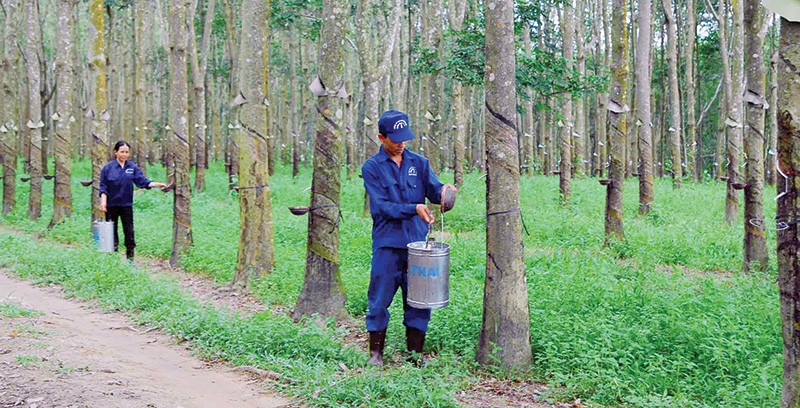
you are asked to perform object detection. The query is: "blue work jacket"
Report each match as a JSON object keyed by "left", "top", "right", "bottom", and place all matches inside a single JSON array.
[
  {"left": 362, "top": 146, "right": 444, "bottom": 251},
  {"left": 99, "top": 160, "right": 152, "bottom": 207}
]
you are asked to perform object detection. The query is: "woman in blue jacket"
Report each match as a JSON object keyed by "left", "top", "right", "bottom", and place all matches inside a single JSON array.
[{"left": 99, "top": 141, "right": 167, "bottom": 260}]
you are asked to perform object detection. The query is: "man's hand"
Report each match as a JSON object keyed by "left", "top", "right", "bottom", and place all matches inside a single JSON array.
[
  {"left": 416, "top": 204, "right": 434, "bottom": 224},
  {"left": 100, "top": 194, "right": 107, "bottom": 213}
]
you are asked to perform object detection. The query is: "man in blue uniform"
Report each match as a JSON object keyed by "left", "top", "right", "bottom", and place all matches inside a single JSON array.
[{"left": 361, "top": 110, "right": 457, "bottom": 366}]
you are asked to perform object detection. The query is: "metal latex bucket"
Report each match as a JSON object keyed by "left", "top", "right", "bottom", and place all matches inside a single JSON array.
[
  {"left": 406, "top": 241, "right": 450, "bottom": 309},
  {"left": 92, "top": 221, "right": 115, "bottom": 253}
]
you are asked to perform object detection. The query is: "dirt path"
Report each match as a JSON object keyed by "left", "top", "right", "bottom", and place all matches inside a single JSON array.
[{"left": 0, "top": 272, "right": 294, "bottom": 408}]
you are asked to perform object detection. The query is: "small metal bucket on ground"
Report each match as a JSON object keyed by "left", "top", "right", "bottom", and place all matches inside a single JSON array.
[
  {"left": 92, "top": 221, "right": 114, "bottom": 253},
  {"left": 406, "top": 241, "right": 450, "bottom": 309}
]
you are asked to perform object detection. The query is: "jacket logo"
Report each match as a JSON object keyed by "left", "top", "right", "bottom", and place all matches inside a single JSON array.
[
  {"left": 125, "top": 168, "right": 134, "bottom": 174},
  {"left": 408, "top": 166, "right": 417, "bottom": 176}
]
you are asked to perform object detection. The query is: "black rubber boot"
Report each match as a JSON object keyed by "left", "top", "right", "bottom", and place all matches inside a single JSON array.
[
  {"left": 126, "top": 248, "right": 134, "bottom": 262},
  {"left": 367, "top": 330, "right": 387, "bottom": 366},
  {"left": 406, "top": 327, "right": 426, "bottom": 367}
]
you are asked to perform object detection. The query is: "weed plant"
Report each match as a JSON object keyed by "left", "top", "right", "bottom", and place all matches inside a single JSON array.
[{"left": 0, "top": 159, "right": 781, "bottom": 407}]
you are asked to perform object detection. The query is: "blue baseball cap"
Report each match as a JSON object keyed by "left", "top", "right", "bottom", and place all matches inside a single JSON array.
[{"left": 378, "top": 110, "right": 415, "bottom": 143}]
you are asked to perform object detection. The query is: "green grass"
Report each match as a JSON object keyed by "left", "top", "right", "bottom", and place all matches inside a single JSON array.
[
  {"left": 0, "top": 159, "right": 781, "bottom": 407},
  {"left": 15, "top": 354, "right": 42, "bottom": 367},
  {"left": 0, "top": 303, "right": 41, "bottom": 318}
]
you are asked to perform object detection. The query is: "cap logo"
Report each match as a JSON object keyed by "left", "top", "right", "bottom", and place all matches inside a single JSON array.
[{"left": 393, "top": 120, "right": 408, "bottom": 130}]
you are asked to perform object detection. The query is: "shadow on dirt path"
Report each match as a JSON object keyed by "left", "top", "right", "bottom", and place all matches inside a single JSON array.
[{"left": 0, "top": 272, "right": 295, "bottom": 408}]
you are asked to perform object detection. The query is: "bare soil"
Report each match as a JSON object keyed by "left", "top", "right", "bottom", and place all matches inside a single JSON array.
[{"left": 0, "top": 272, "right": 294, "bottom": 408}]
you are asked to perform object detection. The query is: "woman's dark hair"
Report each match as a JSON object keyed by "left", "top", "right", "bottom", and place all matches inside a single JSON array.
[{"left": 113, "top": 140, "right": 131, "bottom": 152}]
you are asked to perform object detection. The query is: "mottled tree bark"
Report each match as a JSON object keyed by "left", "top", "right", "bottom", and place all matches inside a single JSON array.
[
  {"left": 449, "top": 0, "right": 467, "bottom": 185},
  {"left": 422, "top": 0, "right": 443, "bottom": 171},
  {"left": 355, "top": 0, "right": 401, "bottom": 158},
  {"left": 709, "top": 0, "right": 731, "bottom": 181},
  {"left": 636, "top": 0, "right": 654, "bottom": 214},
  {"left": 604, "top": 0, "right": 628, "bottom": 242},
  {"left": 768, "top": 41, "right": 779, "bottom": 186},
  {"left": 559, "top": 0, "right": 574, "bottom": 202},
  {"left": 294, "top": 0, "right": 348, "bottom": 321},
  {"left": 133, "top": 0, "right": 147, "bottom": 174},
  {"left": 476, "top": 0, "right": 532, "bottom": 370},
  {"left": 521, "top": 22, "right": 534, "bottom": 176},
  {"left": 725, "top": 0, "right": 745, "bottom": 224},
  {"left": 50, "top": 0, "right": 76, "bottom": 227},
  {"left": 188, "top": 0, "right": 214, "bottom": 192},
  {"left": 25, "top": 0, "right": 42, "bottom": 221},
  {"left": 1, "top": 0, "right": 19, "bottom": 216},
  {"left": 662, "top": 0, "right": 682, "bottom": 188},
  {"left": 573, "top": 0, "right": 587, "bottom": 177},
  {"left": 168, "top": 0, "right": 193, "bottom": 267},
  {"left": 233, "top": 0, "right": 274, "bottom": 288},
  {"left": 594, "top": 0, "right": 610, "bottom": 178},
  {"left": 685, "top": 0, "right": 699, "bottom": 180},
  {"left": 742, "top": 0, "right": 768, "bottom": 271},
  {"left": 89, "top": 0, "right": 109, "bottom": 223},
  {"left": 777, "top": 18, "right": 800, "bottom": 408},
  {"left": 222, "top": 0, "right": 240, "bottom": 189}
]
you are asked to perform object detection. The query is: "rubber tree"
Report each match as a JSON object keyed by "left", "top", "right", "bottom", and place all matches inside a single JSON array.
[
  {"left": 636, "top": 0, "right": 654, "bottom": 214},
  {"left": 89, "top": 0, "right": 109, "bottom": 223},
  {"left": 742, "top": 0, "right": 768, "bottom": 271},
  {"left": 662, "top": 0, "right": 682, "bottom": 188},
  {"left": 1, "top": 0, "right": 20, "bottom": 216},
  {"left": 50, "top": 0, "right": 77, "bottom": 228},
  {"left": 725, "top": 0, "right": 745, "bottom": 224},
  {"left": 449, "top": 0, "right": 468, "bottom": 186},
  {"left": 233, "top": 0, "right": 274, "bottom": 288},
  {"left": 168, "top": 0, "right": 193, "bottom": 267},
  {"left": 559, "top": 0, "right": 574, "bottom": 202},
  {"left": 24, "top": 0, "right": 43, "bottom": 221},
  {"left": 475, "top": 0, "right": 533, "bottom": 370},
  {"left": 293, "top": 0, "right": 348, "bottom": 321},
  {"left": 133, "top": 0, "right": 147, "bottom": 174},
  {"left": 188, "top": 0, "right": 215, "bottom": 191},
  {"left": 604, "top": 0, "right": 628, "bottom": 242},
  {"left": 685, "top": 0, "right": 699, "bottom": 180},
  {"left": 777, "top": 16, "right": 800, "bottom": 408},
  {"left": 355, "top": 0, "right": 401, "bottom": 195}
]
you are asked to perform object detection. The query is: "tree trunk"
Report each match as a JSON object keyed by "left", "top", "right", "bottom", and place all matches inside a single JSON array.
[
  {"left": 1, "top": 0, "right": 19, "bottom": 216},
  {"left": 594, "top": 0, "right": 610, "bottom": 178},
  {"left": 190, "top": 0, "right": 214, "bottom": 192},
  {"left": 574, "top": 0, "right": 587, "bottom": 177},
  {"left": 742, "top": 0, "right": 767, "bottom": 271},
  {"left": 233, "top": 0, "right": 274, "bottom": 288},
  {"left": 604, "top": 0, "right": 628, "bottom": 242},
  {"left": 222, "top": 0, "right": 240, "bottom": 189},
  {"left": 559, "top": 0, "right": 574, "bottom": 202},
  {"left": 423, "top": 0, "right": 443, "bottom": 172},
  {"left": 475, "top": 0, "right": 532, "bottom": 370},
  {"left": 89, "top": 0, "right": 109, "bottom": 223},
  {"left": 777, "top": 18, "right": 800, "bottom": 408},
  {"left": 293, "top": 0, "right": 348, "bottom": 321},
  {"left": 725, "top": 0, "right": 745, "bottom": 224},
  {"left": 686, "top": 0, "right": 699, "bottom": 180},
  {"left": 449, "top": 0, "right": 467, "bottom": 186},
  {"left": 768, "top": 32, "right": 778, "bottom": 186},
  {"left": 133, "top": 0, "right": 147, "bottom": 174},
  {"left": 168, "top": 0, "right": 193, "bottom": 267},
  {"left": 662, "top": 0, "right": 682, "bottom": 188},
  {"left": 636, "top": 0, "right": 654, "bottom": 214},
  {"left": 51, "top": 0, "right": 76, "bottom": 227},
  {"left": 25, "top": 0, "right": 42, "bottom": 221}
]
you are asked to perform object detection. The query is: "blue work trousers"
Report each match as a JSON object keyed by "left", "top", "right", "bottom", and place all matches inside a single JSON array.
[{"left": 366, "top": 247, "right": 431, "bottom": 333}]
